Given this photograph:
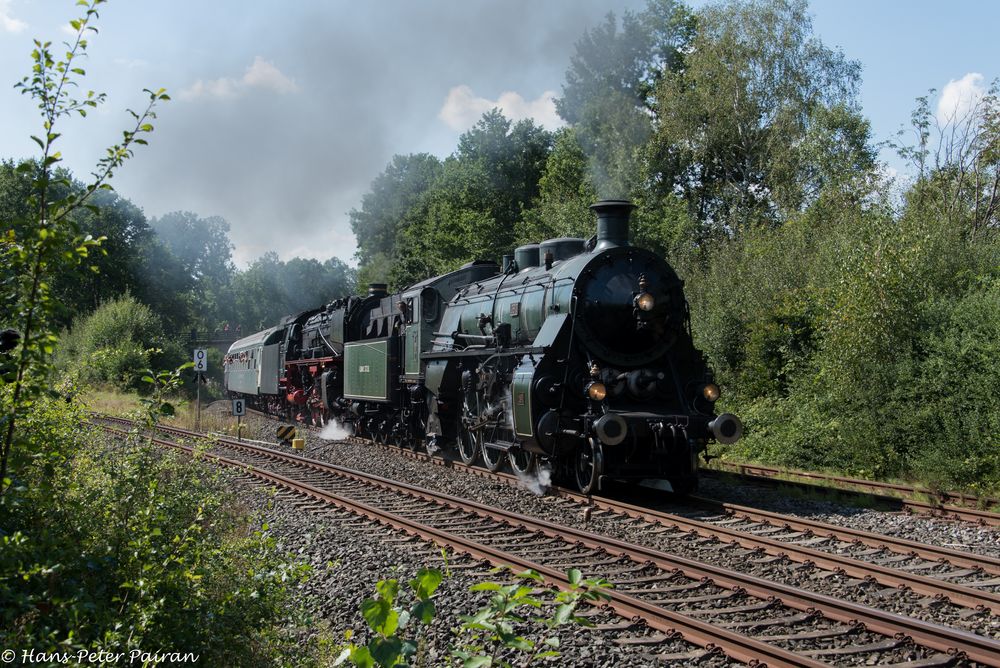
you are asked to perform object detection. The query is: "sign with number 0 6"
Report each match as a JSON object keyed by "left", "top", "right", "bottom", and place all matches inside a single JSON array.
[{"left": 193, "top": 348, "right": 207, "bottom": 372}]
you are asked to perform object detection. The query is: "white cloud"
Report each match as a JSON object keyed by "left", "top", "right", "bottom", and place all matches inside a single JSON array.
[
  {"left": 181, "top": 56, "right": 298, "bottom": 100},
  {"left": 0, "top": 0, "right": 27, "bottom": 33},
  {"left": 242, "top": 56, "right": 298, "bottom": 94},
  {"left": 438, "top": 84, "right": 564, "bottom": 132},
  {"left": 936, "top": 72, "right": 986, "bottom": 126}
]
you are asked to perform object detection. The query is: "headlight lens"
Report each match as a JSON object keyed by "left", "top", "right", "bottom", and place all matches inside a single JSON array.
[
  {"left": 586, "top": 382, "right": 607, "bottom": 401},
  {"left": 702, "top": 383, "right": 720, "bottom": 402},
  {"left": 636, "top": 292, "right": 655, "bottom": 312}
]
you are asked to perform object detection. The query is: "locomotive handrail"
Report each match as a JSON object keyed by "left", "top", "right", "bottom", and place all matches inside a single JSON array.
[
  {"left": 421, "top": 345, "right": 547, "bottom": 360},
  {"left": 315, "top": 326, "right": 340, "bottom": 357}
]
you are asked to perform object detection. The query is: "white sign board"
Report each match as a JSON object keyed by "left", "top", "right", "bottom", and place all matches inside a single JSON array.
[
  {"left": 193, "top": 348, "right": 208, "bottom": 372},
  {"left": 232, "top": 398, "right": 245, "bottom": 417}
]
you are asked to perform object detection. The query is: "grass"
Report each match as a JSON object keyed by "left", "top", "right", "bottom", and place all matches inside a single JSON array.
[
  {"left": 80, "top": 387, "right": 242, "bottom": 436},
  {"left": 80, "top": 387, "right": 144, "bottom": 415}
]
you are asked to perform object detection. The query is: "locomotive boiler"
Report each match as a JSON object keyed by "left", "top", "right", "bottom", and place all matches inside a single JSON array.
[{"left": 225, "top": 200, "right": 742, "bottom": 494}]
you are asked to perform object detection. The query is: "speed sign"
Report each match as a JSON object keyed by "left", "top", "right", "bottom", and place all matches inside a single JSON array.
[
  {"left": 232, "top": 398, "right": 245, "bottom": 416},
  {"left": 193, "top": 348, "right": 208, "bottom": 372}
]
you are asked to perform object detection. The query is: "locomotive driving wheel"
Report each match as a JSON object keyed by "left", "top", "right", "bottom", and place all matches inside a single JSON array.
[
  {"left": 509, "top": 446, "right": 537, "bottom": 476},
  {"left": 480, "top": 438, "right": 505, "bottom": 472},
  {"left": 574, "top": 438, "right": 603, "bottom": 495},
  {"left": 458, "top": 423, "right": 480, "bottom": 465},
  {"left": 373, "top": 420, "right": 388, "bottom": 445}
]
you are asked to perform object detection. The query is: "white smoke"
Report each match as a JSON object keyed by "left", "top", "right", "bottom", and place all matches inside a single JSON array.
[
  {"left": 515, "top": 463, "right": 553, "bottom": 496},
  {"left": 319, "top": 421, "right": 352, "bottom": 441}
]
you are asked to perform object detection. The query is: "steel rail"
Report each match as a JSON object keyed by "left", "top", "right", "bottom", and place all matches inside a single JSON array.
[
  {"left": 711, "top": 461, "right": 1000, "bottom": 510},
  {"left": 537, "top": 489, "right": 1000, "bottom": 613},
  {"left": 440, "top": 457, "right": 1000, "bottom": 581},
  {"left": 119, "top": 414, "right": 1000, "bottom": 606},
  {"left": 105, "top": 420, "right": 1000, "bottom": 666},
  {"left": 351, "top": 432, "right": 1000, "bottom": 583},
  {"left": 93, "top": 422, "right": 825, "bottom": 668},
  {"left": 92, "top": 415, "right": 1000, "bottom": 663},
  {"left": 104, "top": 415, "right": 1000, "bottom": 602},
  {"left": 686, "top": 496, "right": 1000, "bottom": 576},
  {"left": 703, "top": 464, "right": 1000, "bottom": 527}
]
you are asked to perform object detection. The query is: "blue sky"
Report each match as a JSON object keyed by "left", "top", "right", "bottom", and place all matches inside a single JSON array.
[{"left": 0, "top": 1, "right": 996, "bottom": 267}]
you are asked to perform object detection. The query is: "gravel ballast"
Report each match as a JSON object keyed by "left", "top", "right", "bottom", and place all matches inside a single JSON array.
[{"left": 214, "top": 411, "right": 1000, "bottom": 642}]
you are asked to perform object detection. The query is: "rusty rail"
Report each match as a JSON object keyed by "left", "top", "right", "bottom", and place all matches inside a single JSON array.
[{"left": 92, "top": 416, "right": 1000, "bottom": 665}]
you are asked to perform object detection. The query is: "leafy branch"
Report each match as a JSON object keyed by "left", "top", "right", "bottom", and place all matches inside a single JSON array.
[{"left": 0, "top": 0, "right": 168, "bottom": 495}]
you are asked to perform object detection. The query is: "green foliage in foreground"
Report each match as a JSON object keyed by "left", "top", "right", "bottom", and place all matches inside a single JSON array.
[
  {"left": 0, "top": 387, "right": 328, "bottom": 666},
  {"left": 335, "top": 567, "right": 612, "bottom": 668}
]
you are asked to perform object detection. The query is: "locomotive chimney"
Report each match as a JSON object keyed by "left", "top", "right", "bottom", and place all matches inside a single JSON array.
[
  {"left": 368, "top": 283, "right": 389, "bottom": 297},
  {"left": 590, "top": 199, "right": 635, "bottom": 251}
]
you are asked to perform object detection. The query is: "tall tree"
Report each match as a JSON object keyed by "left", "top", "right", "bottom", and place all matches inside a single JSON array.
[
  {"left": 390, "top": 111, "right": 552, "bottom": 286},
  {"left": 150, "top": 211, "right": 235, "bottom": 327},
  {"left": 230, "top": 253, "right": 355, "bottom": 330},
  {"left": 556, "top": 0, "right": 695, "bottom": 196},
  {"left": 896, "top": 81, "right": 1000, "bottom": 240},
  {"left": 518, "top": 128, "right": 599, "bottom": 243},
  {"left": 349, "top": 153, "right": 442, "bottom": 271},
  {"left": 150, "top": 211, "right": 234, "bottom": 285},
  {"left": 648, "top": 0, "right": 872, "bottom": 233},
  {"left": 0, "top": 161, "right": 163, "bottom": 327}
]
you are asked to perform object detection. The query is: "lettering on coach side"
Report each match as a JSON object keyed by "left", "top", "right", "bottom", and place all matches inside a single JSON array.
[{"left": 359, "top": 365, "right": 370, "bottom": 373}]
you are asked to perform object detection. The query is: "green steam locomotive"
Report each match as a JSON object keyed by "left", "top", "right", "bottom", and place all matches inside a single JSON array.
[{"left": 225, "top": 200, "right": 741, "bottom": 494}]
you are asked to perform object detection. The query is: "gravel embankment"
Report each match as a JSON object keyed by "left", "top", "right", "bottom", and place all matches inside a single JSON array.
[
  {"left": 231, "top": 475, "right": 737, "bottom": 667},
  {"left": 215, "top": 410, "right": 1000, "bottom": 640}
]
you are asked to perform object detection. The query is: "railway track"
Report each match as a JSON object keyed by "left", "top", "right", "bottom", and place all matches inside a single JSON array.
[
  {"left": 334, "top": 432, "right": 1000, "bottom": 618},
  {"left": 92, "top": 415, "right": 1000, "bottom": 666},
  {"left": 704, "top": 462, "right": 1000, "bottom": 526},
  {"left": 236, "top": 411, "right": 1000, "bottom": 620}
]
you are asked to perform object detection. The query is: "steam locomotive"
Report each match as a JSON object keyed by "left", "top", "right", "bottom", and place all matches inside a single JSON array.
[{"left": 224, "top": 200, "right": 742, "bottom": 494}]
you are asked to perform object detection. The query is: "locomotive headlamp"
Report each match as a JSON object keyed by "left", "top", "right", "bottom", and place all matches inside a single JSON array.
[
  {"left": 636, "top": 292, "right": 655, "bottom": 312},
  {"left": 702, "top": 383, "right": 721, "bottom": 402},
  {"left": 586, "top": 381, "right": 607, "bottom": 401}
]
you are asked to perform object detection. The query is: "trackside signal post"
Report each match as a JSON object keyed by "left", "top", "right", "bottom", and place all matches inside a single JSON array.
[
  {"left": 193, "top": 349, "right": 207, "bottom": 431},
  {"left": 232, "top": 398, "right": 245, "bottom": 441}
]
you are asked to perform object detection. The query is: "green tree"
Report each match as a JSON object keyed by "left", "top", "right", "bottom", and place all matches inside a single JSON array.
[
  {"left": 230, "top": 252, "right": 356, "bottom": 329},
  {"left": 895, "top": 81, "right": 1000, "bottom": 240},
  {"left": 0, "top": 162, "right": 160, "bottom": 328},
  {"left": 648, "top": 0, "right": 871, "bottom": 233},
  {"left": 557, "top": 1, "right": 695, "bottom": 196},
  {"left": 391, "top": 110, "right": 552, "bottom": 286},
  {"left": 150, "top": 210, "right": 235, "bottom": 328},
  {"left": 350, "top": 153, "right": 443, "bottom": 272},
  {"left": 518, "top": 128, "right": 598, "bottom": 243}
]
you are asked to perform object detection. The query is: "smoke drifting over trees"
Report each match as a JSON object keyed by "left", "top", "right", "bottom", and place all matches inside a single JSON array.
[
  {"left": 348, "top": 0, "right": 1000, "bottom": 492},
  {"left": 1, "top": 0, "right": 997, "bottom": 492}
]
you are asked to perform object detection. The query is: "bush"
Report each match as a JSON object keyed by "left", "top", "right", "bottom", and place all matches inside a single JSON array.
[
  {"left": 904, "top": 279, "right": 1000, "bottom": 494},
  {"left": 58, "top": 295, "right": 183, "bottom": 390},
  {"left": 683, "top": 192, "right": 1000, "bottom": 492},
  {"left": 0, "top": 393, "right": 326, "bottom": 665}
]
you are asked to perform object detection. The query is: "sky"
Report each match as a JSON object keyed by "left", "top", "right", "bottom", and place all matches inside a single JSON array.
[{"left": 0, "top": 0, "right": 996, "bottom": 268}]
